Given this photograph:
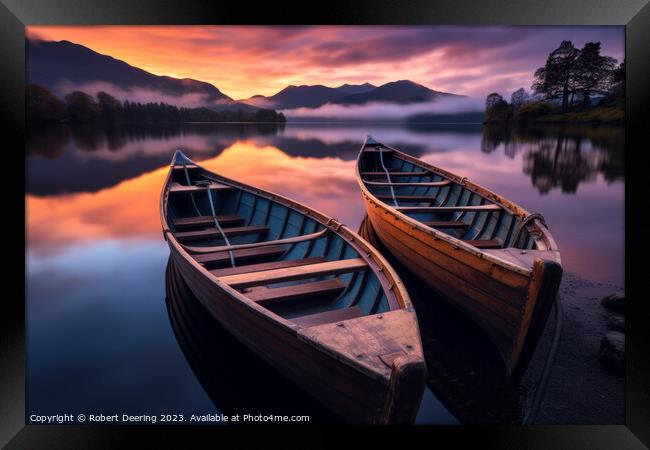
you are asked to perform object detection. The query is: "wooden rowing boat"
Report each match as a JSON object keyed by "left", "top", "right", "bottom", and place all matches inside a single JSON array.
[
  {"left": 160, "top": 150, "right": 425, "bottom": 424},
  {"left": 355, "top": 136, "right": 562, "bottom": 380}
]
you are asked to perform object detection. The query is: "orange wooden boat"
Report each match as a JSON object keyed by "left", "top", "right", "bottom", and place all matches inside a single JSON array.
[
  {"left": 356, "top": 136, "right": 562, "bottom": 379},
  {"left": 160, "top": 150, "right": 425, "bottom": 423}
]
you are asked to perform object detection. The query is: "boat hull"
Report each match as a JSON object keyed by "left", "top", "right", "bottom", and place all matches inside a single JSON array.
[
  {"left": 168, "top": 239, "right": 422, "bottom": 423},
  {"left": 362, "top": 193, "right": 562, "bottom": 379}
]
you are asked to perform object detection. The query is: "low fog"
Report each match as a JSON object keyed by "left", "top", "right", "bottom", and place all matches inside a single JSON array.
[
  {"left": 55, "top": 81, "right": 214, "bottom": 108},
  {"left": 280, "top": 96, "right": 484, "bottom": 120}
]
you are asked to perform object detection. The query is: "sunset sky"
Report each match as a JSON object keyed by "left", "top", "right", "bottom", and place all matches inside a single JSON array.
[{"left": 27, "top": 26, "right": 624, "bottom": 100}]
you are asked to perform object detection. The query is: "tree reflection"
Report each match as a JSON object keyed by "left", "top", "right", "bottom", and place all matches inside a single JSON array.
[
  {"left": 482, "top": 124, "right": 624, "bottom": 194},
  {"left": 26, "top": 123, "right": 70, "bottom": 159}
]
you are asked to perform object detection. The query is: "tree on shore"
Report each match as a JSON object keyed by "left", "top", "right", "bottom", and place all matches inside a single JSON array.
[
  {"left": 26, "top": 84, "right": 65, "bottom": 122},
  {"left": 532, "top": 40, "right": 580, "bottom": 112},
  {"left": 64, "top": 91, "right": 100, "bottom": 122},
  {"left": 27, "top": 86, "right": 287, "bottom": 124},
  {"left": 485, "top": 92, "right": 513, "bottom": 122},
  {"left": 510, "top": 88, "right": 530, "bottom": 109},
  {"left": 532, "top": 40, "right": 618, "bottom": 111},
  {"left": 574, "top": 42, "right": 617, "bottom": 107}
]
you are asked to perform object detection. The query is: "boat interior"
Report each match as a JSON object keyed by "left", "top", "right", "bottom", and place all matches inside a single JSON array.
[
  {"left": 166, "top": 163, "right": 395, "bottom": 327},
  {"left": 359, "top": 146, "right": 538, "bottom": 250}
]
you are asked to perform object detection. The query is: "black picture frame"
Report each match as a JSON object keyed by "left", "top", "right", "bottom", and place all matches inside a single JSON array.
[{"left": 3, "top": 0, "right": 648, "bottom": 447}]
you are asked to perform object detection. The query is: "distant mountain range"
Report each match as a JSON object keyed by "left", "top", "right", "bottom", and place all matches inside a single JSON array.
[
  {"left": 26, "top": 39, "right": 255, "bottom": 112},
  {"left": 242, "top": 80, "right": 461, "bottom": 110},
  {"left": 26, "top": 38, "right": 469, "bottom": 118}
]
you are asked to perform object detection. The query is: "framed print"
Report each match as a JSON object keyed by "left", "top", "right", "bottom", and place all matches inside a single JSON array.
[{"left": 2, "top": 0, "right": 648, "bottom": 447}]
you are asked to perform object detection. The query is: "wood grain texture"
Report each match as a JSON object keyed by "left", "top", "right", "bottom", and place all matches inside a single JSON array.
[{"left": 218, "top": 258, "right": 367, "bottom": 289}]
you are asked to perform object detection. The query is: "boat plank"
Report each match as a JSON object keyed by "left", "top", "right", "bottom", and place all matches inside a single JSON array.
[
  {"left": 173, "top": 214, "right": 243, "bottom": 229},
  {"left": 365, "top": 180, "right": 451, "bottom": 187},
  {"left": 376, "top": 195, "right": 436, "bottom": 202},
  {"left": 396, "top": 204, "right": 501, "bottom": 212},
  {"left": 247, "top": 279, "right": 345, "bottom": 305},
  {"left": 292, "top": 306, "right": 364, "bottom": 327},
  {"left": 424, "top": 221, "right": 469, "bottom": 229},
  {"left": 210, "top": 257, "right": 326, "bottom": 278},
  {"left": 169, "top": 182, "right": 232, "bottom": 193},
  {"left": 464, "top": 239, "right": 502, "bottom": 249},
  {"left": 361, "top": 171, "right": 429, "bottom": 176},
  {"left": 175, "top": 225, "right": 269, "bottom": 242},
  {"left": 218, "top": 258, "right": 367, "bottom": 289},
  {"left": 193, "top": 245, "right": 285, "bottom": 266}
]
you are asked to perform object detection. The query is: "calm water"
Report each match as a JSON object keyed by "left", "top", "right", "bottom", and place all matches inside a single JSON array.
[{"left": 26, "top": 122, "right": 624, "bottom": 424}]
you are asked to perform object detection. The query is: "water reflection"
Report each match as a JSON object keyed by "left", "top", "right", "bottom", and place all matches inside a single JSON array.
[
  {"left": 26, "top": 142, "right": 362, "bottom": 256},
  {"left": 481, "top": 124, "right": 624, "bottom": 194}
]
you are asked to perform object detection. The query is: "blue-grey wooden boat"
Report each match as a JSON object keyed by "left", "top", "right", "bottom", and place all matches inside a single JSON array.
[{"left": 160, "top": 150, "right": 425, "bottom": 424}]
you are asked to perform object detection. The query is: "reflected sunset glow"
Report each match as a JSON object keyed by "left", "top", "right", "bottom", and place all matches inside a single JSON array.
[{"left": 27, "top": 142, "right": 360, "bottom": 255}]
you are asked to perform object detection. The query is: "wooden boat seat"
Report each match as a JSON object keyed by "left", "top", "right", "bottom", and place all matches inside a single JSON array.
[
  {"left": 175, "top": 225, "right": 269, "bottom": 242},
  {"left": 423, "top": 221, "right": 469, "bottom": 229},
  {"left": 364, "top": 180, "right": 451, "bottom": 187},
  {"left": 245, "top": 279, "right": 345, "bottom": 305},
  {"left": 291, "top": 306, "right": 364, "bottom": 327},
  {"left": 396, "top": 204, "right": 501, "bottom": 213},
  {"left": 169, "top": 182, "right": 233, "bottom": 193},
  {"left": 173, "top": 214, "right": 244, "bottom": 229},
  {"left": 193, "top": 245, "right": 285, "bottom": 266},
  {"left": 464, "top": 239, "right": 502, "bottom": 249},
  {"left": 361, "top": 171, "right": 429, "bottom": 176},
  {"left": 217, "top": 258, "right": 367, "bottom": 289},
  {"left": 210, "top": 257, "right": 326, "bottom": 277},
  {"left": 171, "top": 164, "right": 199, "bottom": 170},
  {"left": 376, "top": 195, "right": 436, "bottom": 202}
]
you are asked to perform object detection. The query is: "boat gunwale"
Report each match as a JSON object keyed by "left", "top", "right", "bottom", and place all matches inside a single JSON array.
[
  {"left": 355, "top": 137, "right": 561, "bottom": 276},
  {"left": 159, "top": 152, "right": 419, "bottom": 382}
]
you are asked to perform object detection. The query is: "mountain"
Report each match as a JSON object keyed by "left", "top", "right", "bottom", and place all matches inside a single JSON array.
[
  {"left": 26, "top": 39, "right": 256, "bottom": 111},
  {"left": 334, "top": 82, "right": 376, "bottom": 95},
  {"left": 337, "top": 80, "right": 460, "bottom": 105},
  {"left": 242, "top": 80, "right": 460, "bottom": 110},
  {"left": 241, "top": 82, "right": 378, "bottom": 109}
]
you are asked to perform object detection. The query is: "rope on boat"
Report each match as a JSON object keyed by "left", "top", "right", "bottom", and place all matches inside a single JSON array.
[
  {"left": 195, "top": 180, "right": 236, "bottom": 268},
  {"left": 523, "top": 294, "right": 563, "bottom": 424},
  {"left": 183, "top": 164, "right": 202, "bottom": 217},
  {"left": 512, "top": 212, "right": 547, "bottom": 248},
  {"left": 377, "top": 145, "right": 398, "bottom": 207}
]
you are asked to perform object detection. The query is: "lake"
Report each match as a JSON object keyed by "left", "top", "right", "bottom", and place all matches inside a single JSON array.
[{"left": 26, "top": 122, "right": 624, "bottom": 424}]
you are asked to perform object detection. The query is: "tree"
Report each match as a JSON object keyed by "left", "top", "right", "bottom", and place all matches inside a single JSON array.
[
  {"left": 532, "top": 40, "right": 580, "bottom": 112},
  {"left": 96, "top": 91, "right": 123, "bottom": 122},
  {"left": 574, "top": 42, "right": 617, "bottom": 107},
  {"left": 26, "top": 84, "right": 65, "bottom": 122},
  {"left": 486, "top": 92, "right": 504, "bottom": 110},
  {"left": 484, "top": 92, "right": 513, "bottom": 123},
  {"left": 510, "top": 88, "right": 529, "bottom": 109},
  {"left": 611, "top": 59, "right": 625, "bottom": 93},
  {"left": 64, "top": 91, "right": 100, "bottom": 122}
]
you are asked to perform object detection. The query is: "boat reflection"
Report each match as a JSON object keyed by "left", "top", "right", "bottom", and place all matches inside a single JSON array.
[
  {"left": 358, "top": 216, "right": 524, "bottom": 424},
  {"left": 164, "top": 255, "right": 341, "bottom": 423}
]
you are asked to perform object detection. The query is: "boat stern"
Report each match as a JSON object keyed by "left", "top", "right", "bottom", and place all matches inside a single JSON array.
[{"left": 297, "top": 309, "right": 426, "bottom": 424}]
